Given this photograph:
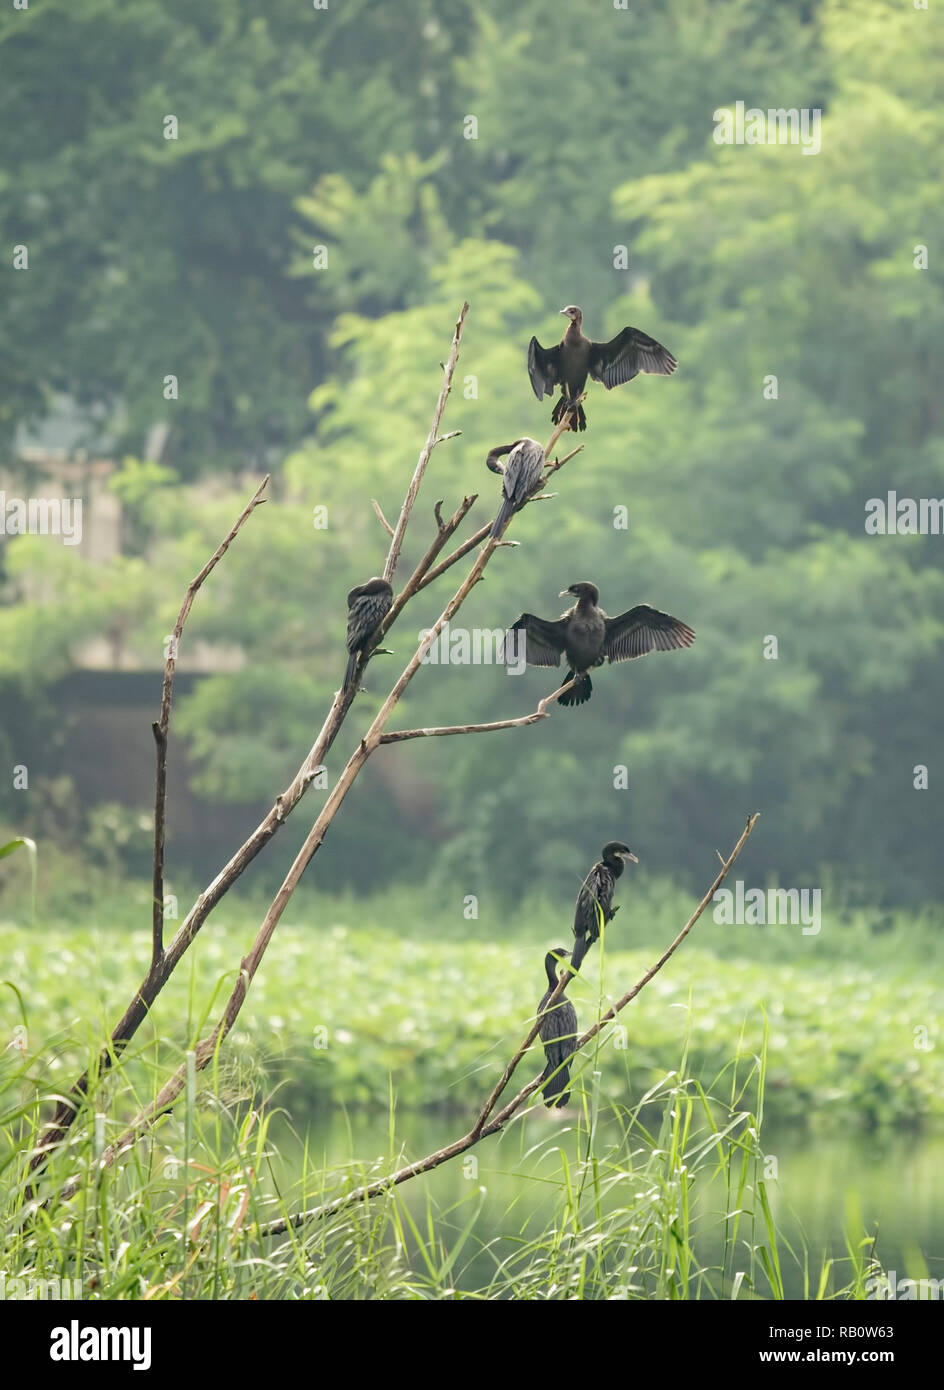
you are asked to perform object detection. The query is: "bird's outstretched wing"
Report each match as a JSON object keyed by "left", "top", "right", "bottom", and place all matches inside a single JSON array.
[
  {"left": 528, "top": 337, "right": 563, "bottom": 400},
  {"left": 603, "top": 605, "right": 695, "bottom": 663},
  {"left": 502, "top": 613, "right": 568, "bottom": 667},
  {"left": 588, "top": 327, "right": 677, "bottom": 390}
]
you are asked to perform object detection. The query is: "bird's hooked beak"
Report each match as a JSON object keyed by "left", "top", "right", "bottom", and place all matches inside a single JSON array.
[
  {"left": 559, "top": 587, "right": 574, "bottom": 598},
  {"left": 622, "top": 850, "right": 639, "bottom": 864},
  {"left": 559, "top": 307, "right": 569, "bottom": 316}
]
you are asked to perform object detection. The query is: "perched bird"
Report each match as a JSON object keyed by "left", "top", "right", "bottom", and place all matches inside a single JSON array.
[
  {"left": 343, "top": 577, "right": 393, "bottom": 692},
  {"left": 503, "top": 581, "right": 694, "bottom": 707},
  {"left": 485, "top": 437, "right": 546, "bottom": 539},
  {"left": 528, "top": 305, "right": 677, "bottom": 432},
  {"left": 538, "top": 949, "right": 579, "bottom": 1109},
  {"left": 572, "top": 844, "right": 638, "bottom": 973}
]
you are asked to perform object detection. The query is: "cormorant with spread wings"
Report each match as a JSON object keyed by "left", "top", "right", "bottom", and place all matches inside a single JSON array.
[
  {"left": 502, "top": 581, "right": 694, "bottom": 707},
  {"left": 528, "top": 305, "right": 677, "bottom": 432}
]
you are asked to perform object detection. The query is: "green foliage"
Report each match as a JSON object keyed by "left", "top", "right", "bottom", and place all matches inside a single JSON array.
[
  {"left": 2, "top": 0, "right": 942, "bottom": 903},
  {"left": 1, "top": 897, "right": 941, "bottom": 1124},
  {"left": 0, "top": 1003, "right": 890, "bottom": 1300}
]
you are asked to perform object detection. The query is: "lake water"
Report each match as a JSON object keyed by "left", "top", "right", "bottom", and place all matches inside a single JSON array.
[{"left": 269, "top": 1107, "right": 944, "bottom": 1299}]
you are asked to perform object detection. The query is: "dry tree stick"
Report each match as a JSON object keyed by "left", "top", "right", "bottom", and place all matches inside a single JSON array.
[
  {"left": 383, "top": 304, "right": 468, "bottom": 584},
  {"left": 473, "top": 812, "right": 761, "bottom": 1136},
  {"left": 32, "top": 308, "right": 473, "bottom": 1175},
  {"left": 413, "top": 434, "right": 583, "bottom": 591},
  {"left": 151, "top": 476, "right": 269, "bottom": 971},
  {"left": 379, "top": 681, "right": 574, "bottom": 743},
  {"left": 80, "top": 382, "right": 589, "bottom": 1185},
  {"left": 370, "top": 499, "right": 395, "bottom": 537},
  {"left": 85, "top": 522, "right": 579, "bottom": 1182},
  {"left": 258, "top": 813, "right": 760, "bottom": 1236},
  {"left": 378, "top": 493, "right": 478, "bottom": 637},
  {"left": 415, "top": 521, "right": 492, "bottom": 593}
]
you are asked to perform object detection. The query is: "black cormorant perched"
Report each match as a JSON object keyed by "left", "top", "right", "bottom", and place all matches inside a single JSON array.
[
  {"left": 343, "top": 577, "right": 393, "bottom": 692},
  {"left": 503, "top": 580, "right": 694, "bottom": 707},
  {"left": 538, "top": 949, "right": 579, "bottom": 1108},
  {"left": 485, "top": 438, "right": 545, "bottom": 539},
  {"left": 528, "top": 305, "right": 677, "bottom": 432},
  {"left": 571, "top": 844, "right": 637, "bottom": 972}
]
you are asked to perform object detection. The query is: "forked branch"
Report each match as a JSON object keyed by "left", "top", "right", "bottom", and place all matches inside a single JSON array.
[{"left": 258, "top": 813, "right": 760, "bottom": 1235}]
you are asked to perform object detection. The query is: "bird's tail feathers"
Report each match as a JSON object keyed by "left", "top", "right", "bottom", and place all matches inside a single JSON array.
[
  {"left": 491, "top": 496, "right": 515, "bottom": 539},
  {"left": 551, "top": 398, "right": 587, "bottom": 432},
  {"left": 557, "top": 671, "right": 592, "bottom": 707},
  {"left": 541, "top": 1061, "right": 571, "bottom": 1109},
  {"left": 343, "top": 651, "right": 360, "bottom": 693},
  {"left": 570, "top": 933, "right": 588, "bottom": 973}
]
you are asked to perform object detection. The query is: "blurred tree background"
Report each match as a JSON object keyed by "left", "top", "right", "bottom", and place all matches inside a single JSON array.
[{"left": 1, "top": 0, "right": 942, "bottom": 912}]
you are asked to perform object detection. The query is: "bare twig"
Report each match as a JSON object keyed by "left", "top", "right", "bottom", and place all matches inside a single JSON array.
[
  {"left": 36, "top": 308, "right": 591, "bottom": 1191},
  {"left": 474, "top": 812, "right": 761, "bottom": 1135},
  {"left": 383, "top": 303, "right": 468, "bottom": 585},
  {"left": 30, "top": 311, "right": 473, "bottom": 1177},
  {"left": 415, "top": 417, "right": 580, "bottom": 594},
  {"left": 544, "top": 443, "right": 583, "bottom": 477},
  {"left": 258, "top": 814, "right": 760, "bottom": 1235},
  {"left": 54, "top": 309, "right": 587, "bottom": 1186},
  {"left": 380, "top": 495, "right": 478, "bottom": 635},
  {"left": 415, "top": 522, "right": 492, "bottom": 592},
  {"left": 151, "top": 474, "right": 269, "bottom": 969},
  {"left": 370, "top": 499, "right": 395, "bottom": 537},
  {"left": 379, "top": 681, "right": 574, "bottom": 743}
]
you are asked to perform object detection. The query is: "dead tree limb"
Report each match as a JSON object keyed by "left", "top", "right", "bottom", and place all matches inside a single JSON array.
[
  {"left": 150, "top": 476, "right": 269, "bottom": 972},
  {"left": 35, "top": 303, "right": 586, "bottom": 1184},
  {"left": 379, "top": 681, "right": 574, "bottom": 743},
  {"left": 257, "top": 814, "right": 760, "bottom": 1236},
  {"left": 370, "top": 499, "right": 395, "bottom": 536},
  {"left": 31, "top": 308, "right": 472, "bottom": 1175},
  {"left": 383, "top": 304, "right": 468, "bottom": 584},
  {"left": 83, "top": 482, "right": 581, "bottom": 1184}
]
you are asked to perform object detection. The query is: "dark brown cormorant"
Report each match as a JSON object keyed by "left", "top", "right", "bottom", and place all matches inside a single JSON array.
[
  {"left": 571, "top": 844, "right": 637, "bottom": 972},
  {"left": 538, "top": 949, "right": 579, "bottom": 1108},
  {"left": 343, "top": 577, "right": 393, "bottom": 692},
  {"left": 503, "top": 581, "right": 694, "bottom": 707},
  {"left": 485, "top": 438, "right": 546, "bottom": 539},
  {"left": 528, "top": 305, "right": 677, "bottom": 432}
]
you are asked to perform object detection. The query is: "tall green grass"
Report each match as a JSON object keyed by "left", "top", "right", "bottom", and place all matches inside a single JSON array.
[{"left": 0, "top": 1012, "right": 890, "bottom": 1300}]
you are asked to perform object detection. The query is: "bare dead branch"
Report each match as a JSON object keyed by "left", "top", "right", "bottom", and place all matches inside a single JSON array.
[
  {"left": 370, "top": 499, "right": 395, "bottom": 536},
  {"left": 150, "top": 474, "right": 269, "bottom": 969},
  {"left": 544, "top": 443, "right": 584, "bottom": 478},
  {"left": 474, "top": 812, "right": 761, "bottom": 1135},
  {"left": 257, "top": 814, "right": 760, "bottom": 1235},
  {"left": 383, "top": 303, "right": 469, "bottom": 584},
  {"left": 415, "top": 522, "right": 492, "bottom": 592},
  {"left": 380, "top": 494, "right": 478, "bottom": 636},
  {"left": 36, "top": 308, "right": 602, "bottom": 1195},
  {"left": 379, "top": 681, "right": 574, "bottom": 743},
  {"left": 30, "top": 312, "right": 476, "bottom": 1178}
]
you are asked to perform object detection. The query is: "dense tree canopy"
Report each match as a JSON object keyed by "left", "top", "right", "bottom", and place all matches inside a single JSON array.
[{"left": 1, "top": 0, "right": 942, "bottom": 907}]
